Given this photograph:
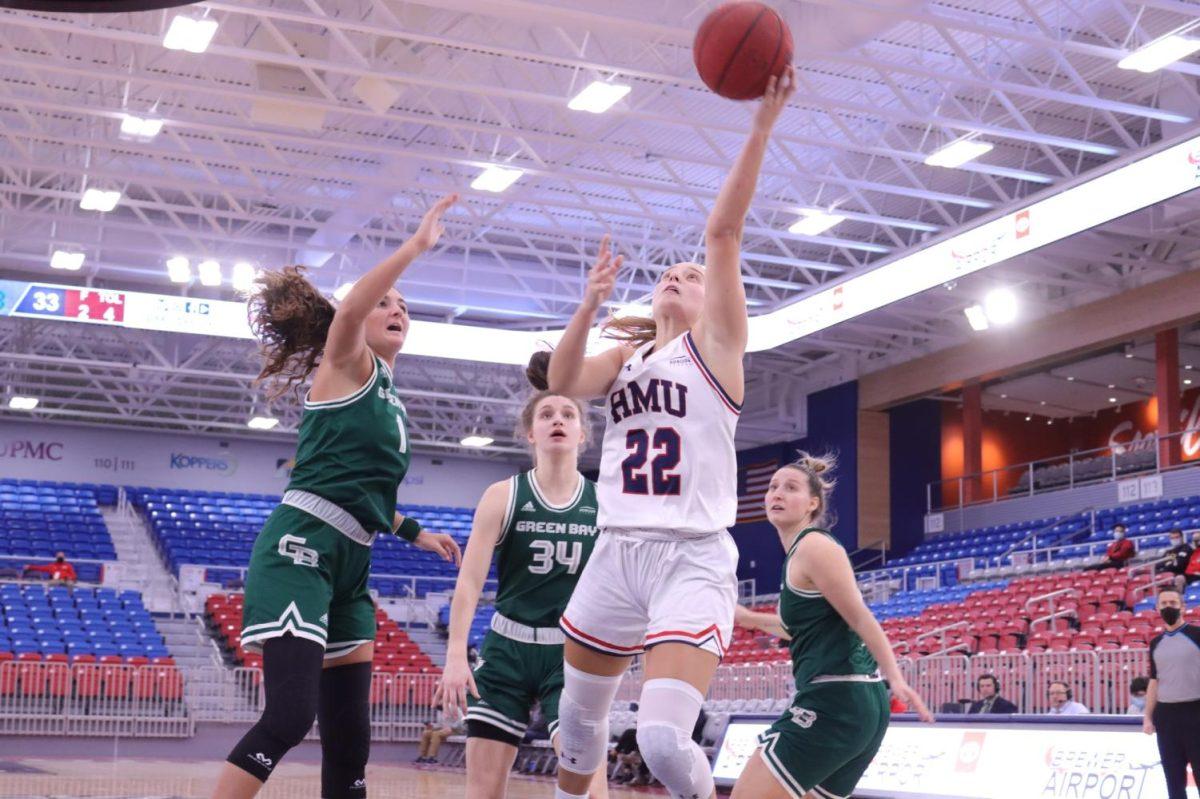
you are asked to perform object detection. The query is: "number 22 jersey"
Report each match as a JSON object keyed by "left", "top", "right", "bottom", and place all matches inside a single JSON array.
[{"left": 597, "top": 332, "right": 739, "bottom": 536}]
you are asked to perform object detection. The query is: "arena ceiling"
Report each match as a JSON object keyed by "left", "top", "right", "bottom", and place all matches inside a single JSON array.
[{"left": 1, "top": 0, "right": 1199, "bottom": 457}]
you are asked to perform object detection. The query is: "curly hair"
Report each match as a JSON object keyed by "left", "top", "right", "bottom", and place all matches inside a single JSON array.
[{"left": 247, "top": 266, "right": 336, "bottom": 399}]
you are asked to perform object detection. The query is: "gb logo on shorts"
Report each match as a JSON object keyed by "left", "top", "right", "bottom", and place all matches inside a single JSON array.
[
  {"left": 789, "top": 706, "right": 817, "bottom": 729},
  {"left": 278, "top": 534, "right": 319, "bottom": 568}
]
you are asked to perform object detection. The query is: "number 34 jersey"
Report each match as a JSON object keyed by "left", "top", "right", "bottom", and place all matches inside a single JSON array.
[
  {"left": 597, "top": 332, "right": 739, "bottom": 537},
  {"left": 493, "top": 471, "right": 599, "bottom": 628}
]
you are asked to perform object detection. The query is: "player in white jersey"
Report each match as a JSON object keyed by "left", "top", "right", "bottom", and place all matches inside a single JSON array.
[{"left": 540, "top": 69, "right": 796, "bottom": 799}]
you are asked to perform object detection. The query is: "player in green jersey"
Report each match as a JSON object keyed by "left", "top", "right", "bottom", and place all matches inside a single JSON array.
[
  {"left": 213, "top": 194, "right": 463, "bottom": 799},
  {"left": 437, "top": 384, "right": 607, "bottom": 799},
  {"left": 732, "top": 453, "right": 932, "bottom": 799}
]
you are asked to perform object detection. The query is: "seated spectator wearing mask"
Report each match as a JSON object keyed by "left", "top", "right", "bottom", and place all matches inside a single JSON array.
[
  {"left": 1127, "top": 676, "right": 1149, "bottom": 716},
  {"left": 1158, "top": 529, "right": 1193, "bottom": 593},
  {"left": 24, "top": 551, "right": 77, "bottom": 585},
  {"left": 1084, "top": 524, "right": 1135, "bottom": 571},
  {"left": 968, "top": 674, "right": 1018, "bottom": 714},
  {"left": 1046, "top": 681, "right": 1090, "bottom": 715},
  {"left": 1185, "top": 533, "right": 1200, "bottom": 586}
]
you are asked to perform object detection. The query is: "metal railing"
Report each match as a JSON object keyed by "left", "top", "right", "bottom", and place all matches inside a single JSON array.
[
  {"left": 0, "top": 662, "right": 192, "bottom": 737},
  {"left": 999, "top": 510, "right": 1094, "bottom": 565},
  {"left": 1025, "top": 588, "right": 1079, "bottom": 634},
  {"left": 928, "top": 425, "right": 1200, "bottom": 512}
]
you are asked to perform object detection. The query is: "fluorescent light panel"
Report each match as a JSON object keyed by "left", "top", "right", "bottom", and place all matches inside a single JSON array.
[
  {"left": 163, "top": 15, "right": 218, "bottom": 53},
  {"left": 8, "top": 396, "right": 38, "bottom": 410},
  {"left": 197, "top": 259, "right": 222, "bottom": 287},
  {"left": 247, "top": 416, "right": 279, "bottom": 430},
  {"left": 166, "top": 256, "right": 191, "bottom": 284},
  {"left": 120, "top": 115, "right": 164, "bottom": 138},
  {"left": 471, "top": 165, "right": 523, "bottom": 193},
  {"left": 51, "top": 250, "right": 84, "bottom": 271},
  {"left": 1119, "top": 35, "right": 1200, "bottom": 73},
  {"left": 231, "top": 262, "right": 256, "bottom": 292},
  {"left": 568, "top": 81, "right": 631, "bottom": 113},
  {"left": 788, "top": 210, "right": 845, "bottom": 237},
  {"left": 925, "top": 139, "right": 994, "bottom": 168},
  {"left": 460, "top": 435, "right": 494, "bottom": 448},
  {"left": 963, "top": 304, "right": 989, "bottom": 331},
  {"left": 79, "top": 188, "right": 121, "bottom": 212}
]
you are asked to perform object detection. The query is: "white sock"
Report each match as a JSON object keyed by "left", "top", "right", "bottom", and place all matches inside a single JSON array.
[{"left": 554, "top": 789, "right": 588, "bottom": 799}]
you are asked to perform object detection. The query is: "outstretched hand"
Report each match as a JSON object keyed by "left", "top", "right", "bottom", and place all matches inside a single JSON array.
[
  {"left": 414, "top": 531, "right": 462, "bottom": 566},
  {"left": 753, "top": 66, "right": 795, "bottom": 133},
  {"left": 583, "top": 234, "right": 623, "bottom": 313},
  {"left": 411, "top": 193, "right": 458, "bottom": 252},
  {"left": 893, "top": 679, "right": 935, "bottom": 723}
]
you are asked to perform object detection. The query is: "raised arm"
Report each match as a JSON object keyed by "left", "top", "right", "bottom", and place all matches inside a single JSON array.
[
  {"left": 694, "top": 68, "right": 795, "bottom": 354},
  {"left": 320, "top": 194, "right": 457, "bottom": 374},
  {"left": 437, "top": 479, "right": 509, "bottom": 716},
  {"left": 547, "top": 235, "right": 629, "bottom": 399},
  {"left": 798, "top": 534, "right": 934, "bottom": 722}
]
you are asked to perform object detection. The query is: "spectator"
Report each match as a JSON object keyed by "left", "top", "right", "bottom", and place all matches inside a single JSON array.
[
  {"left": 1046, "top": 681, "right": 1090, "bottom": 715},
  {"left": 24, "top": 551, "right": 77, "bottom": 585},
  {"left": 1127, "top": 676, "right": 1149, "bottom": 715},
  {"left": 1144, "top": 588, "right": 1200, "bottom": 799},
  {"left": 1158, "top": 529, "right": 1193, "bottom": 592},
  {"left": 968, "top": 674, "right": 1019, "bottom": 714},
  {"left": 414, "top": 711, "right": 463, "bottom": 764},
  {"left": 1084, "top": 524, "right": 1135, "bottom": 571},
  {"left": 1185, "top": 537, "right": 1200, "bottom": 586}
]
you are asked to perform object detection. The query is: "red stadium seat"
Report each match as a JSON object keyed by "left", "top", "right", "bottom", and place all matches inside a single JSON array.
[{"left": 18, "top": 662, "right": 48, "bottom": 697}]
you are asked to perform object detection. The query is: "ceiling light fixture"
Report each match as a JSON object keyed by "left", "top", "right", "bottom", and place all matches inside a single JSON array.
[
  {"left": 788, "top": 210, "right": 845, "bottom": 237},
  {"left": 197, "top": 259, "right": 222, "bottom": 287},
  {"left": 231, "top": 262, "right": 256, "bottom": 292},
  {"left": 925, "top": 139, "right": 994, "bottom": 168},
  {"left": 119, "top": 114, "right": 164, "bottom": 139},
  {"left": 983, "top": 287, "right": 1018, "bottom": 325},
  {"left": 79, "top": 188, "right": 121, "bottom": 212},
  {"left": 567, "top": 80, "right": 632, "bottom": 113},
  {"left": 51, "top": 250, "right": 85, "bottom": 271},
  {"left": 1118, "top": 35, "right": 1200, "bottom": 73},
  {"left": 471, "top": 165, "right": 524, "bottom": 193},
  {"left": 8, "top": 396, "right": 38, "bottom": 410},
  {"left": 166, "top": 256, "right": 191, "bottom": 284},
  {"left": 1108, "top": 397, "right": 1118, "bottom": 403},
  {"left": 963, "top": 304, "right": 989, "bottom": 331},
  {"left": 163, "top": 15, "right": 218, "bottom": 53},
  {"left": 247, "top": 416, "right": 279, "bottom": 430},
  {"left": 460, "top": 434, "right": 494, "bottom": 448}
]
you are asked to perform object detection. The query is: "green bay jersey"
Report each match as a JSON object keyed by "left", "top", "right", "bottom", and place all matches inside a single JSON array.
[
  {"left": 286, "top": 356, "right": 410, "bottom": 535},
  {"left": 781, "top": 529, "right": 879, "bottom": 689},
  {"left": 493, "top": 471, "right": 598, "bottom": 628}
]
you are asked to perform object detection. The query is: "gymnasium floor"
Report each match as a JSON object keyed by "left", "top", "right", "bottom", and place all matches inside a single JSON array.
[{"left": 0, "top": 759, "right": 650, "bottom": 798}]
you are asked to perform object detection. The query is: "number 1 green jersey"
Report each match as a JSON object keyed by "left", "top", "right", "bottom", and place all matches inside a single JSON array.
[
  {"left": 493, "top": 471, "right": 598, "bottom": 628},
  {"left": 286, "top": 356, "right": 410, "bottom": 535}
]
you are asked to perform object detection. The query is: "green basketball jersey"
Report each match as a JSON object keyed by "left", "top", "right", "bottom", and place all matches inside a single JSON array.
[
  {"left": 780, "top": 528, "right": 879, "bottom": 689},
  {"left": 286, "top": 356, "right": 410, "bottom": 535},
  {"left": 493, "top": 470, "right": 599, "bottom": 628}
]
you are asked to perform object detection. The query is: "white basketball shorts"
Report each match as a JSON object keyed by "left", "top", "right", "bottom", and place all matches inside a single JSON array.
[{"left": 559, "top": 529, "right": 738, "bottom": 659}]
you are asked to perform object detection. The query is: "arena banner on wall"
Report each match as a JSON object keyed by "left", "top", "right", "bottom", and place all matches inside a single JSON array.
[{"left": 712, "top": 717, "right": 1196, "bottom": 799}]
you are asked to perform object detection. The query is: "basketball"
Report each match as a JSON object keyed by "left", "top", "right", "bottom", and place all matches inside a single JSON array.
[{"left": 694, "top": 2, "right": 794, "bottom": 100}]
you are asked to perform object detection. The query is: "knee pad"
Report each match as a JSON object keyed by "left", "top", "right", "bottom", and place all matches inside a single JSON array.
[
  {"left": 318, "top": 662, "right": 372, "bottom": 799},
  {"left": 226, "top": 636, "right": 323, "bottom": 782},
  {"left": 556, "top": 662, "right": 623, "bottom": 776},
  {"left": 636, "top": 679, "right": 713, "bottom": 799}
]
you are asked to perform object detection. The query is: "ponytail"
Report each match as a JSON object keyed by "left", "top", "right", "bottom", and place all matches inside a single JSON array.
[
  {"left": 248, "top": 266, "right": 335, "bottom": 398},
  {"left": 601, "top": 315, "right": 656, "bottom": 347}
]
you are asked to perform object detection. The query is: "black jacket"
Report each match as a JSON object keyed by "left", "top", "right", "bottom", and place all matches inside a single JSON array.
[{"left": 968, "top": 696, "right": 1018, "bottom": 714}]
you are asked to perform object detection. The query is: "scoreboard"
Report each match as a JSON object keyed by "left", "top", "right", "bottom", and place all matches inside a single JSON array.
[{"left": 0, "top": 280, "right": 254, "bottom": 340}]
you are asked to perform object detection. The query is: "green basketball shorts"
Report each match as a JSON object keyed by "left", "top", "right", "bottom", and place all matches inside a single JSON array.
[
  {"left": 240, "top": 504, "right": 376, "bottom": 660},
  {"left": 757, "top": 680, "right": 889, "bottom": 799},
  {"left": 465, "top": 628, "right": 566, "bottom": 742}
]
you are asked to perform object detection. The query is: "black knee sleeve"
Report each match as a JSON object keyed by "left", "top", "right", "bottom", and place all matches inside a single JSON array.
[
  {"left": 318, "top": 661, "right": 372, "bottom": 799},
  {"left": 226, "top": 635, "right": 323, "bottom": 782}
]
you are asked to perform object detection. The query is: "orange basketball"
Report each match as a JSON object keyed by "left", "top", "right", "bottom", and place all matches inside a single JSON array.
[{"left": 694, "top": 2, "right": 793, "bottom": 100}]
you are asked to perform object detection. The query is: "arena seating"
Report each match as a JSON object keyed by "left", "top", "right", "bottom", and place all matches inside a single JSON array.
[
  {"left": 204, "top": 593, "right": 438, "bottom": 675},
  {"left": 0, "top": 583, "right": 170, "bottom": 661},
  {"left": 1010, "top": 449, "right": 1157, "bottom": 494},
  {"left": 0, "top": 480, "right": 117, "bottom": 582},
  {"left": 130, "top": 487, "right": 484, "bottom": 596}
]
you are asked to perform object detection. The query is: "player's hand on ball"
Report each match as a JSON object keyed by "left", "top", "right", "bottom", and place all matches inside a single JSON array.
[
  {"left": 435, "top": 654, "right": 479, "bottom": 717},
  {"left": 753, "top": 66, "right": 795, "bottom": 133},
  {"left": 583, "top": 234, "right": 623, "bottom": 313},
  {"left": 1143, "top": 718, "right": 1155, "bottom": 735},
  {"left": 414, "top": 531, "right": 463, "bottom": 566},
  {"left": 894, "top": 680, "right": 934, "bottom": 723},
  {"left": 412, "top": 193, "right": 458, "bottom": 252}
]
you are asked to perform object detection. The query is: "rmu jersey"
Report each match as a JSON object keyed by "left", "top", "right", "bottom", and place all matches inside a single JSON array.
[{"left": 597, "top": 331, "right": 739, "bottom": 536}]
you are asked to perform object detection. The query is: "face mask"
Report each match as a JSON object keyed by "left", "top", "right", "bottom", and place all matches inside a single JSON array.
[
  {"left": 56, "top": 557, "right": 64, "bottom": 563},
  {"left": 1160, "top": 607, "right": 1182, "bottom": 626},
  {"left": 1171, "top": 539, "right": 1182, "bottom": 547},
  {"left": 1114, "top": 532, "right": 1125, "bottom": 540}
]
